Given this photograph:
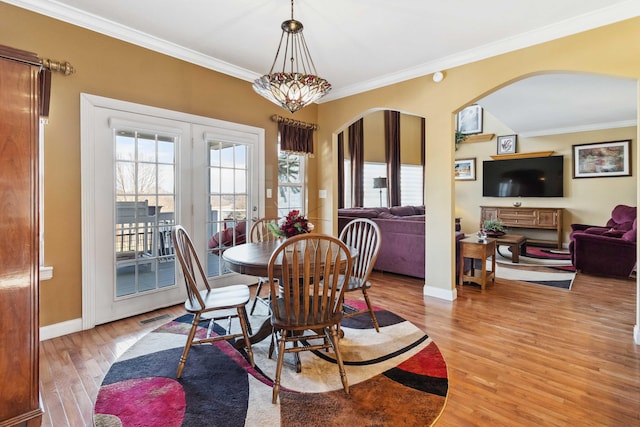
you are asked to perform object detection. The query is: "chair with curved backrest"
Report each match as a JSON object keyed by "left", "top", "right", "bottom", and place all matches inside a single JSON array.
[
  {"left": 267, "top": 233, "right": 353, "bottom": 403},
  {"left": 339, "top": 218, "right": 382, "bottom": 332},
  {"left": 249, "top": 217, "right": 280, "bottom": 315},
  {"left": 172, "top": 225, "right": 254, "bottom": 378}
]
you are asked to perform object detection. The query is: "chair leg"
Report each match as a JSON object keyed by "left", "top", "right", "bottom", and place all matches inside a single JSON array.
[
  {"left": 362, "top": 288, "right": 380, "bottom": 332},
  {"left": 176, "top": 313, "right": 201, "bottom": 379},
  {"left": 272, "top": 330, "right": 287, "bottom": 404},
  {"left": 237, "top": 306, "right": 254, "bottom": 367},
  {"left": 250, "top": 280, "right": 264, "bottom": 315},
  {"left": 326, "top": 326, "right": 349, "bottom": 394}
]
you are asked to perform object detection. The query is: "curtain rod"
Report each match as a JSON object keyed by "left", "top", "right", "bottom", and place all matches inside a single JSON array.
[
  {"left": 40, "top": 57, "right": 75, "bottom": 75},
  {"left": 271, "top": 115, "right": 317, "bottom": 130}
]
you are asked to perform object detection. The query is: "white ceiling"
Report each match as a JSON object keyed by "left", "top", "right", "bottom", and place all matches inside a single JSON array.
[{"left": 6, "top": 0, "right": 639, "bottom": 135}]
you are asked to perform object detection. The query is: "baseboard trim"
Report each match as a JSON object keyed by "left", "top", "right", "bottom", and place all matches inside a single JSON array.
[
  {"left": 40, "top": 318, "right": 83, "bottom": 341},
  {"left": 423, "top": 284, "right": 457, "bottom": 301}
]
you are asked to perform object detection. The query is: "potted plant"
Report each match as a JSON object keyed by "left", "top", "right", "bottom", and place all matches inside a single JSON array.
[{"left": 483, "top": 219, "right": 506, "bottom": 237}]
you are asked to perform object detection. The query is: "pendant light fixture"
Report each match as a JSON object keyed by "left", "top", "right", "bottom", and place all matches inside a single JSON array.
[{"left": 253, "top": 0, "right": 331, "bottom": 113}]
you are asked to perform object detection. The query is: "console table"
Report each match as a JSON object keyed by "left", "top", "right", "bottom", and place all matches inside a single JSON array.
[{"left": 480, "top": 206, "right": 563, "bottom": 248}]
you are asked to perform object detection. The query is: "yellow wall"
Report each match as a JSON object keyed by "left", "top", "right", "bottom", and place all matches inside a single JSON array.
[
  {"left": 316, "top": 17, "right": 640, "bottom": 297},
  {"left": 0, "top": 3, "right": 319, "bottom": 326},
  {"left": 2, "top": 2, "right": 639, "bottom": 326}
]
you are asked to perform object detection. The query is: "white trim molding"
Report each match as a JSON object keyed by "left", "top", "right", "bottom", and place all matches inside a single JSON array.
[
  {"left": 40, "top": 318, "right": 83, "bottom": 341},
  {"left": 423, "top": 284, "right": 457, "bottom": 302}
]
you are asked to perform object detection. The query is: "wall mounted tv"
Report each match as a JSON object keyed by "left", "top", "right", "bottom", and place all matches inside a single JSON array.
[{"left": 482, "top": 155, "right": 564, "bottom": 197}]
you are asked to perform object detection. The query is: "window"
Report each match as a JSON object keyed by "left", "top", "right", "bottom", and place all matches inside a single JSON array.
[
  {"left": 401, "top": 164, "right": 424, "bottom": 206},
  {"left": 277, "top": 145, "right": 305, "bottom": 217},
  {"left": 363, "top": 162, "right": 387, "bottom": 208},
  {"left": 343, "top": 161, "right": 423, "bottom": 208}
]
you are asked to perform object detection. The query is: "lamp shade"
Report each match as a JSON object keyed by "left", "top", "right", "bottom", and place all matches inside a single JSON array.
[{"left": 373, "top": 177, "right": 387, "bottom": 189}]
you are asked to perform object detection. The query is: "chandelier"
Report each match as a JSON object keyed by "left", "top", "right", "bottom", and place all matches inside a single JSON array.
[{"left": 253, "top": 0, "right": 331, "bottom": 114}]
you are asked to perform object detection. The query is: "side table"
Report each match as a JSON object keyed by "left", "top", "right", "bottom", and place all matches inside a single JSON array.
[{"left": 459, "top": 236, "right": 496, "bottom": 289}]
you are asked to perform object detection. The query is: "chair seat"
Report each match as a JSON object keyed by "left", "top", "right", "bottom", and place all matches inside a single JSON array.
[
  {"left": 185, "top": 284, "right": 250, "bottom": 312},
  {"left": 344, "top": 276, "right": 372, "bottom": 291},
  {"left": 270, "top": 297, "right": 343, "bottom": 330}
]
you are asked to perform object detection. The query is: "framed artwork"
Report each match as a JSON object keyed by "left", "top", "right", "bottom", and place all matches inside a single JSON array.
[
  {"left": 457, "top": 105, "right": 483, "bottom": 135},
  {"left": 455, "top": 158, "right": 476, "bottom": 181},
  {"left": 572, "top": 139, "right": 631, "bottom": 178},
  {"left": 497, "top": 134, "right": 517, "bottom": 155}
]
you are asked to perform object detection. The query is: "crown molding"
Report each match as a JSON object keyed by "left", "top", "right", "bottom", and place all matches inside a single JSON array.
[
  {"left": 2, "top": 0, "right": 259, "bottom": 82},
  {"left": 519, "top": 119, "right": 638, "bottom": 138},
  {"left": 322, "top": 0, "right": 640, "bottom": 101},
  {"left": 5, "top": 0, "right": 640, "bottom": 100}
]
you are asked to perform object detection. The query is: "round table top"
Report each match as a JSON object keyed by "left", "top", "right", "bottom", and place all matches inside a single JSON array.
[
  {"left": 222, "top": 240, "right": 283, "bottom": 277},
  {"left": 222, "top": 240, "right": 357, "bottom": 277}
]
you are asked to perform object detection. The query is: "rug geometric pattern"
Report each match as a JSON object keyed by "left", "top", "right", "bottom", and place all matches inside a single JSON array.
[
  {"left": 94, "top": 301, "right": 448, "bottom": 426},
  {"left": 494, "top": 245, "right": 576, "bottom": 289}
]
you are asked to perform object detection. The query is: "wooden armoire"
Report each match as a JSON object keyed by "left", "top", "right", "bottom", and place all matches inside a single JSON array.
[{"left": 0, "top": 45, "right": 45, "bottom": 427}]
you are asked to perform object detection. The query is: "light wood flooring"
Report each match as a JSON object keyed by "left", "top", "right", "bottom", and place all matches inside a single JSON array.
[{"left": 39, "top": 270, "right": 639, "bottom": 426}]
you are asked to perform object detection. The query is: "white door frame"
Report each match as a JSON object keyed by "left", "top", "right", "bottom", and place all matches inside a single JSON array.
[{"left": 80, "top": 93, "right": 265, "bottom": 329}]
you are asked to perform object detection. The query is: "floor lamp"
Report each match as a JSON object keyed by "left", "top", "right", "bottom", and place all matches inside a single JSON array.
[{"left": 373, "top": 177, "right": 387, "bottom": 207}]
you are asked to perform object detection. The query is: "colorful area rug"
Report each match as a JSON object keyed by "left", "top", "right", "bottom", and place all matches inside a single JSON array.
[
  {"left": 494, "top": 245, "right": 575, "bottom": 289},
  {"left": 93, "top": 301, "right": 448, "bottom": 426}
]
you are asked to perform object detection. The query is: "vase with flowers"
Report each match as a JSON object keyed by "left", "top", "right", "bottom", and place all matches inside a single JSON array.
[{"left": 268, "top": 210, "right": 314, "bottom": 239}]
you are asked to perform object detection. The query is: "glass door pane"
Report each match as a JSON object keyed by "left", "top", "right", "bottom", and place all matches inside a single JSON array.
[
  {"left": 114, "top": 130, "right": 176, "bottom": 297},
  {"left": 206, "top": 141, "right": 249, "bottom": 277}
]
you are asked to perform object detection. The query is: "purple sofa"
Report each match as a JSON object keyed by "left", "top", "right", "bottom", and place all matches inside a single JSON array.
[
  {"left": 338, "top": 206, "right": 465, "bottom": 279},
  {"left": 569, "top": 204, "right": 637, "bottom": 278}
]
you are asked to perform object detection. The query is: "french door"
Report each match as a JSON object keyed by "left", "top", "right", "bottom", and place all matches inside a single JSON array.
[{"left": 81, "top": 94, "right": 264, "bottom": 327}]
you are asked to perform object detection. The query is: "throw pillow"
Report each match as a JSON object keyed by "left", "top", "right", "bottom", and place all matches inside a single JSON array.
[{"left": 390, "top": 206, "right": 416, "bottom": 216}]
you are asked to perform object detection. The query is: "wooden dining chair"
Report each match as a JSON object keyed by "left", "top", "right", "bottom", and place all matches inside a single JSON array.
[
  {"left": 172, "top": 225, "right": 254, "bottom": 378},
  {"left": 267, "top": 233, "right": 353, "bottom": 403},
  {"left": 339, "top": 218, "right": 382, "bottom": 332},
  {"left": 249, "top": 217, "right": 280, "bottom": 315}
]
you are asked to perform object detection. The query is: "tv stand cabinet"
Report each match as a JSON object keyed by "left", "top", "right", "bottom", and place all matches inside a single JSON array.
[{"left": 480, "top": 206, "right": 563, "bottom": 248}]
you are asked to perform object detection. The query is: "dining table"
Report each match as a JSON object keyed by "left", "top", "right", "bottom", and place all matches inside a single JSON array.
[{"left": 222, "top": 239, "right": 357, "bottom": 348}]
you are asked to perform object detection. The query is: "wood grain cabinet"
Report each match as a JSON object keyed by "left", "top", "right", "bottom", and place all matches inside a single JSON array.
[
  {"left": 480, "top": 206, "right": 563, "bottom": 248},
  {"left": 0, "top": 45, "right": 44, "bottom": 427}
]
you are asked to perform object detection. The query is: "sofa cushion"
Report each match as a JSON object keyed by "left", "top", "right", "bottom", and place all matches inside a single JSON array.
[
  {"left": 607, "top": 204, "right": 636, "bottom": 231},
  {"left": 338, "top": 208, "right": 383, "bottom": 218},
  {"left": 389, "top": 206, "right": 417, "bottom": 216},
  {"left": 622, "top": 219, "right": 637, "bottom": 242},
  {"left": 377, "top": 211, "right": 396, "bottom": 219}
]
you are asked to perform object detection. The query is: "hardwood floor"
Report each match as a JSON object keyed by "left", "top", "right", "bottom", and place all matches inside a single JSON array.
[{"left": 39, "top": 271, "right": 639, "bottom": 426}]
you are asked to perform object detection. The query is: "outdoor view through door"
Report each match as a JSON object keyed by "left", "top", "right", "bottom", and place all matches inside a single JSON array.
[
  {"left": 82, "top": 94, "right": 264, "bottom": 327},
  {"left": 115, "top": 131, "right": 177, "bottom": 297},
  {"left": 206, "top": 140, "right": 249, "bottom": 277}
]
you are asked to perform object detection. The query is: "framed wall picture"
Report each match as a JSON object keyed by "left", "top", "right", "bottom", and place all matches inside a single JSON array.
[
  {"left": 457, "top": 105, "right": 483, "bottom": 135},
  {"left": 572, "top": 139, "right": 631, "bottom": 178},
  {"left": 497, "top": 134, "right": 517, "bottom": 155},
  {"left": 454, "top": 158, "right": 476, "bottom": 181}
]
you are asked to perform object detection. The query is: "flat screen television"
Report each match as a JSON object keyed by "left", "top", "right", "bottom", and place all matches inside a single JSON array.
[{"left": 482, "top": 155, "right": 564, "bottom": 197}]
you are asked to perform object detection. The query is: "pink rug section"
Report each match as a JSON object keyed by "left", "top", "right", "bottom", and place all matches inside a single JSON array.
[{"left": 94, "top": 377, "right": 186, "bottom": 427}]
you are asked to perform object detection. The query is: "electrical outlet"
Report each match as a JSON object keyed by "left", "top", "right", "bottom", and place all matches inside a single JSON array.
[
  {"left": 319, "top": 189, "right": 327, "bottom": 199},
  {"left": 266, "top": 188, "right": 272, "bottom": 198}
]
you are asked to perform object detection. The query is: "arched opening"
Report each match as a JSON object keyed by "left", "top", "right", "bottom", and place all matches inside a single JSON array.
[{"left": 454, "top": 72, "right": 637, "bottom": 245}]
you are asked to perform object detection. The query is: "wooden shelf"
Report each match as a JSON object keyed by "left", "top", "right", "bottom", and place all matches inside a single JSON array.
[
  {"left": 462, "top": 133, "right": 495, "bottom": 143},
  {"left": 490, "top": 150, "right": 555, "bottom": 160}
]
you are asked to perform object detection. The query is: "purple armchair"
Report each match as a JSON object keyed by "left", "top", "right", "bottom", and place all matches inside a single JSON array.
[{"left": 569, "top": 205, "right": 637, "bottom": 278}]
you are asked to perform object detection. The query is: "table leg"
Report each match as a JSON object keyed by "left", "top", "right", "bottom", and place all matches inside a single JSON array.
[
  {"left": 512, "top": 244, "right": 520, "bottom": 263},
  {"left": 234, "top": 318, "right": 273, "bottom": 349}
]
